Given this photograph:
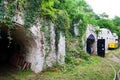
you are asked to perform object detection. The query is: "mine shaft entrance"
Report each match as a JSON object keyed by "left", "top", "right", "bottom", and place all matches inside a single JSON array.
[
  {"left": 0, "top": 33, "right": 18, "bottom": 76},
  {"left": 0, "top": 24, "right": 31, "bottom": 77},
  {"left": 86, "top": 34, "right": 95, "bottom": 55}
]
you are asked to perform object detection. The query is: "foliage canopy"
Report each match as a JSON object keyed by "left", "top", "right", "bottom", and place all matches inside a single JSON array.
[{"left": 0, "top": 0, "right": 120, "bottom": 65}]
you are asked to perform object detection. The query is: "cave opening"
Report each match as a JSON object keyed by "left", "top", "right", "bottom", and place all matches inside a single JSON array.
[{"left": 0, "top": 24, "right": 31, "bottom": 77}]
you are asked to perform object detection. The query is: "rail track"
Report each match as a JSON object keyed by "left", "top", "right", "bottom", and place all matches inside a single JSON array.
[
  {"left": 104, "top": 51, "right": 120, "bottom": 80},
  {"left": 116, "top": 69, "right": 120, "bottom": 80}
]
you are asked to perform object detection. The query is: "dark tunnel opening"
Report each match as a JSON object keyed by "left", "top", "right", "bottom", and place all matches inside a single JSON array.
[
  {"left": 0, "top": 29, "right": 18, "bottom": 76},
  {"left": 0, "top": 24, "right": 30, "bottom": 77},
  {"left": 0, "top": 31, "right": 21, "bottom": 64}
]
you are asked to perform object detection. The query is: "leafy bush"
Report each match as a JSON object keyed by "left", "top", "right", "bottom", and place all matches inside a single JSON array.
[
  {"left": 65, "top": 48, "right": 90, "bottom": 64},
  {"left": 63, "top": 47, "right": 91, "bottom": 72}
]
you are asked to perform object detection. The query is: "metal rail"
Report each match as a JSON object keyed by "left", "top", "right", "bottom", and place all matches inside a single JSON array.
[
  {"left": 104, "top": 59, "right": 117, "bottom": 80},
  {"left": 116, "top": 69, "right": 120, "bottom": 80},
  {"left": 103, "top": 49, "right": 120, "bottom": 80}
]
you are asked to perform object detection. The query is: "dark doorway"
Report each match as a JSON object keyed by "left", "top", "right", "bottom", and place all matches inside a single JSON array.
[
  {"left": 97, "top": 39, "right": 105, "bottom": 57},
  {"left": 0, "top": 29, "right": 20, "bottom": 77},
  {"left": 0, "top": 25, "right": 26, "bottom": 78},
  {"left": 86, "top": 34, "right": 95, "bottom": 55}
]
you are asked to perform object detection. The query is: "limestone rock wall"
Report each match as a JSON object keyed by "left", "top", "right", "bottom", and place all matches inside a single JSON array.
[
  {"left": 12, "top": 14, "right": 66, "bottom": 73},
  {"left": 57, "top": 32, "right": 66, "bottom": 64}
]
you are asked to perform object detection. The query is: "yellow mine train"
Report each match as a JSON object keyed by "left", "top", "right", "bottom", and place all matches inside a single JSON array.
[
  {"left": 108, "top": 33, "right": 118, "bottom": 49},
  {"left": 108, "top": 42, "right": 118, "bottom": 49}
]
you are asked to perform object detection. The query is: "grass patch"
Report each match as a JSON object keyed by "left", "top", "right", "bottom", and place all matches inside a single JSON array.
[
  {"left": 0, "top": 69, "right": 33, "bottom": 80},
  {"left": 1, "top": 49, "right": 120, "bottom": 80},
  {"left": 11, "top": 69, "right": 33, "bottom": 80},
  {"left": 25, "top": 56, "right": 117, "bottom": 80}
]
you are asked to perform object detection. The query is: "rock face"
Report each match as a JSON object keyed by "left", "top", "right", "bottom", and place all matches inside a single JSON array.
[
  {"left": 7, "top": 13, "right": 66, "bottom": 73},
  {"left": 74, "top": 26, "right": 79, "bottom": 36},
  {"left": 57, "top": 32, "right": 66, "bottom": 64}
]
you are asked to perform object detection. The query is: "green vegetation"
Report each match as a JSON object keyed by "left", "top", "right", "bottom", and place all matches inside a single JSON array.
[
  {"left": 31, "top": 52, "right": 120, "bottom": 80},
  {"left": 0, "top": 0, "right": 93, "bottom": 63},
  {"left": 1, "top": 49, "right": 120, "bottom": 80},
  {"left": 0, "top": 69, "right": 33, "bottom": 80},
  {"left": 0, "top": 0, "right": 120, "bottom": 79},
  {"left": 34, "top": 57, "right": 115, "bottom": 80},
  {"left": 2, "top": 53, "right": 120, "bottom": 80},
  {"left": 1, "top": 0, "right": 119, "bottom": 57}
]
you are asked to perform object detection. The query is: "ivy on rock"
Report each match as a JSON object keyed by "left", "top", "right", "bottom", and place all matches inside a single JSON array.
[{"left": 0, "top": 0, "right": 95, "bottom": 64}]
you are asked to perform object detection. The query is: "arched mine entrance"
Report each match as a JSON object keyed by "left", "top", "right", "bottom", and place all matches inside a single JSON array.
[
  {"left": 86, "top": 34, "right": 95, "bottom": 55},
  {"left": 0, "top": 23, "right": 36, "bottom": 76}
]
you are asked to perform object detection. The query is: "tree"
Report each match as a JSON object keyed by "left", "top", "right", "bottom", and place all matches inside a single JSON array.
[
  {"left": 111, "top": 16, "right": 120, "bottom": 37},
  {"left": 112, "top": 16, "right": 120, "bottom": 26},
  {"left": 99, "top": 12, "right": 109, "bottom": 19},
  {"left": 96, "top": 18, "right": 114, "bottom": 31}
]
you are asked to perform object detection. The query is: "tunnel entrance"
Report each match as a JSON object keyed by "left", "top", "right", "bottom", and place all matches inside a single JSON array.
[
  {"left": 86, "top": 34, "right": 95, "bottom": 55},
  {"left": 0, "top": 24, "right": 32, "bottom": 77},
  {"left": 0, "top": 30, "right": 18, "bottom": 77}
]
